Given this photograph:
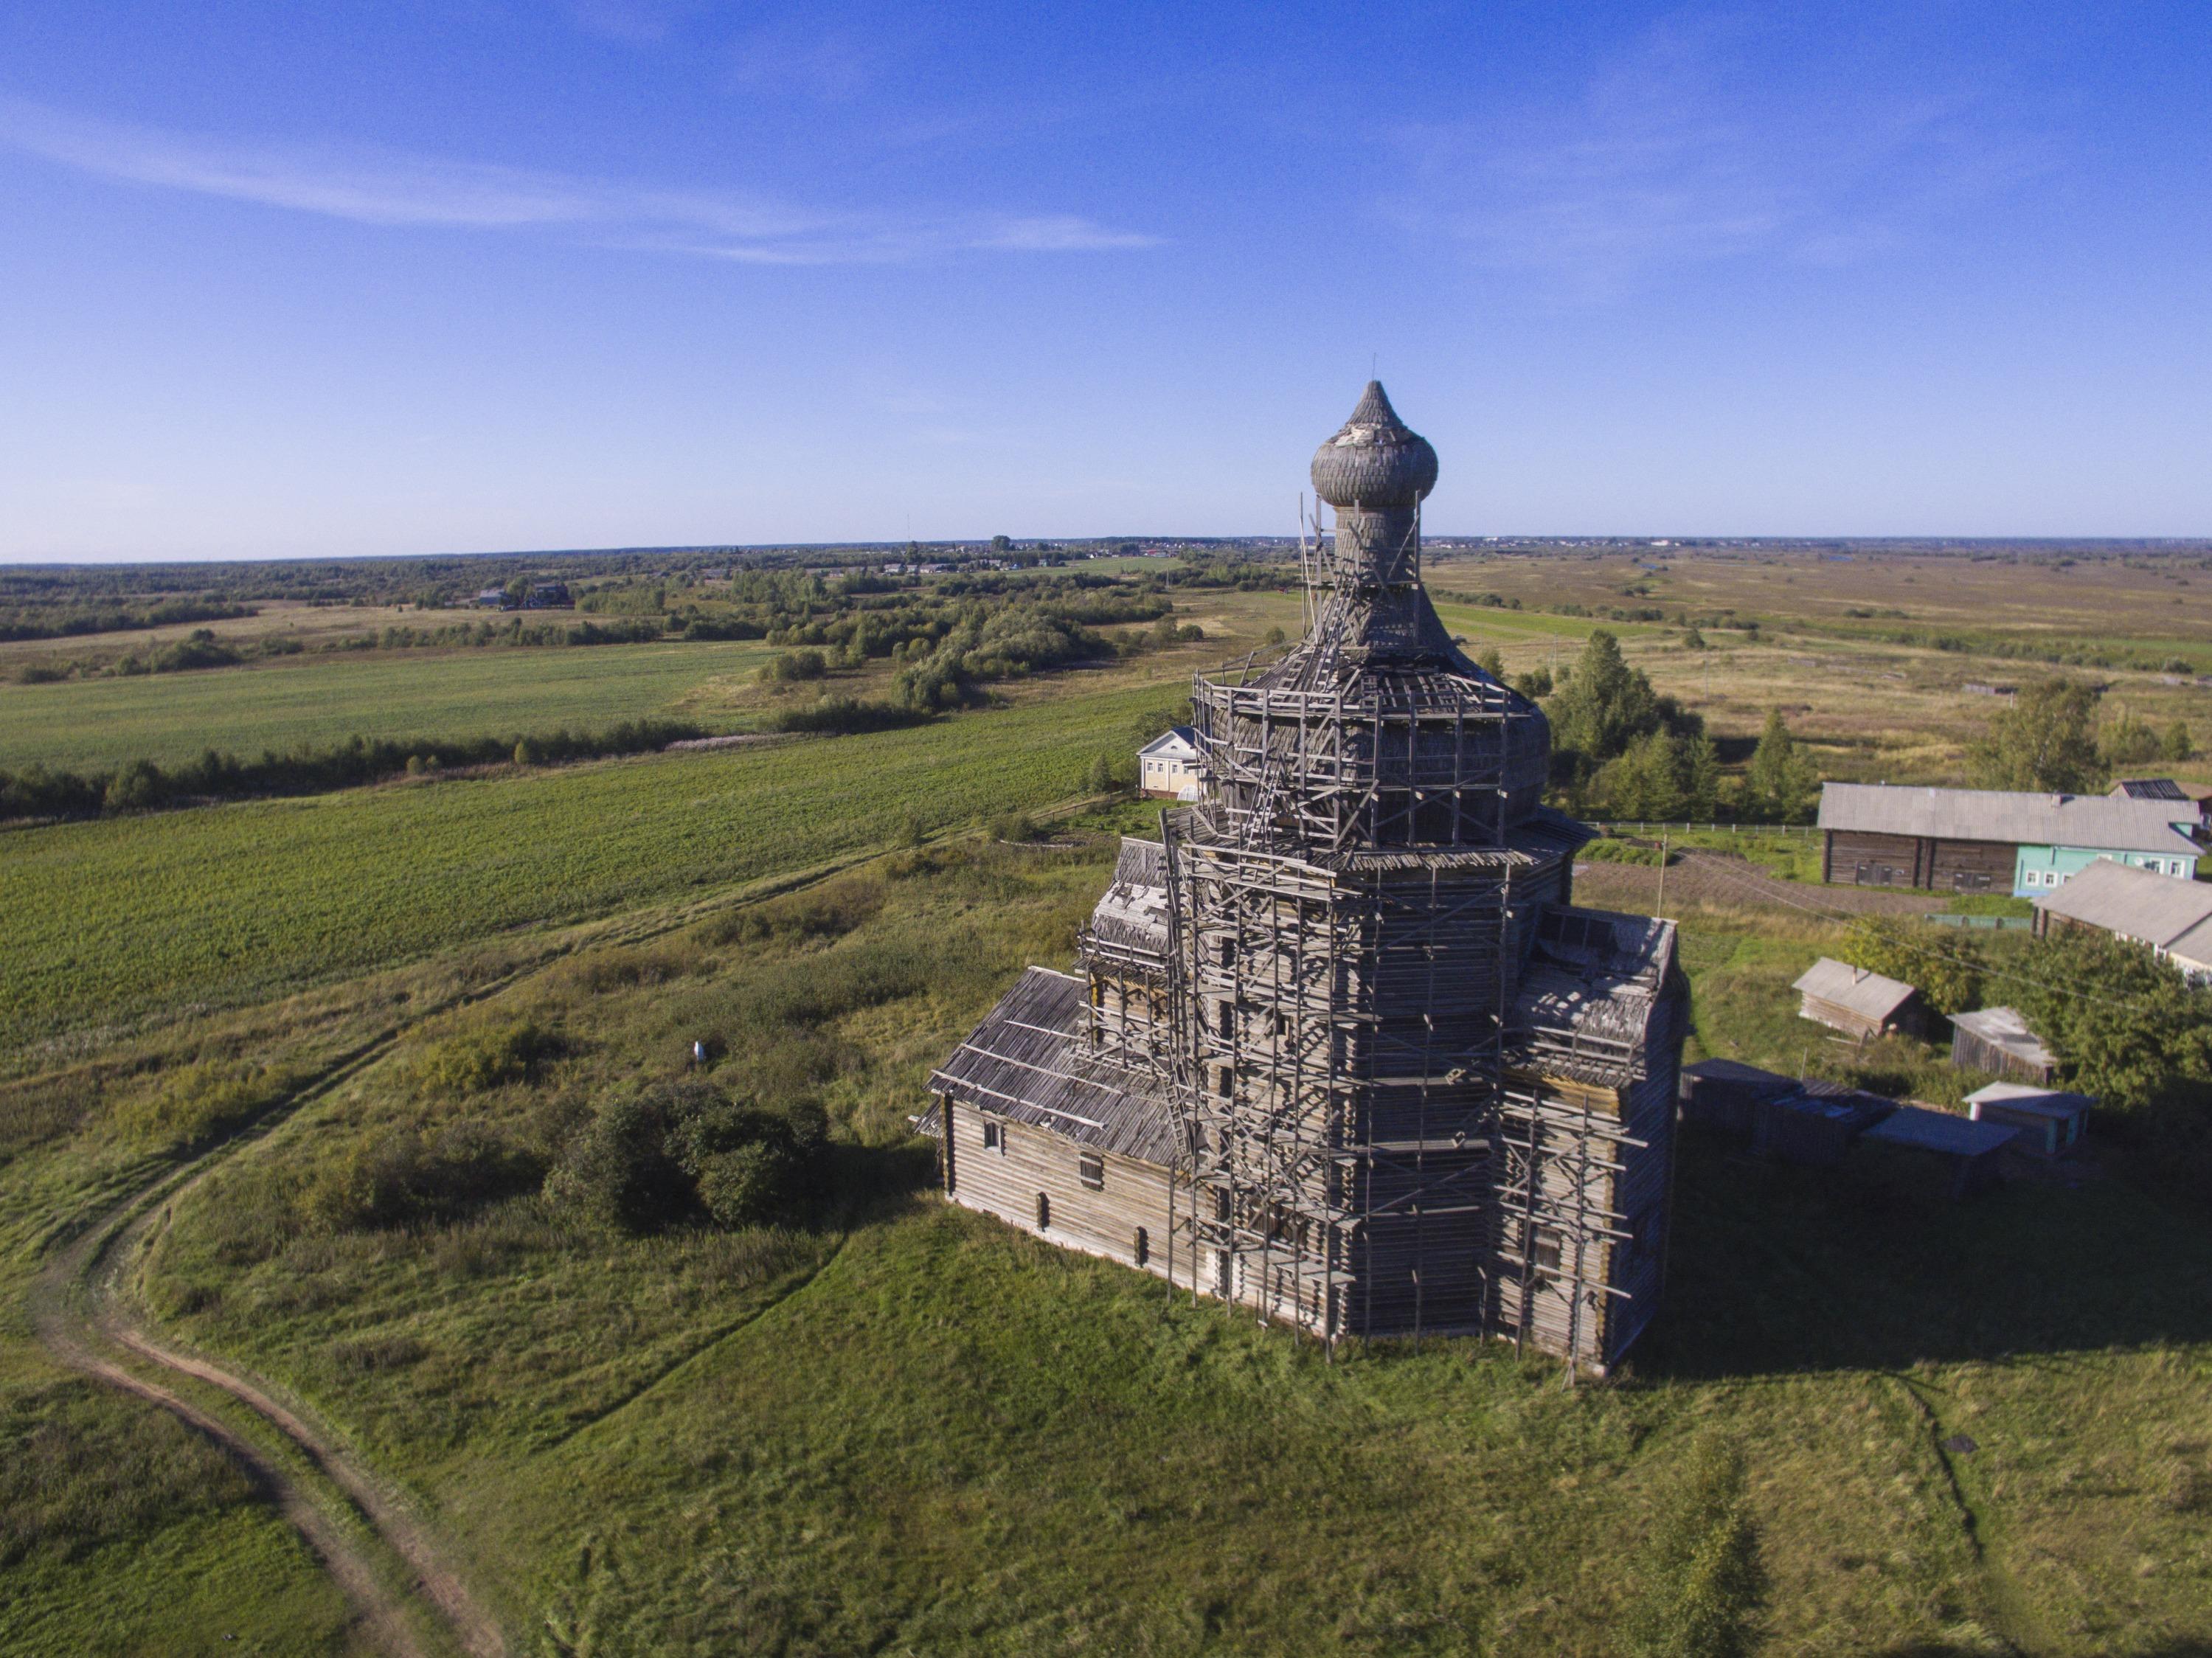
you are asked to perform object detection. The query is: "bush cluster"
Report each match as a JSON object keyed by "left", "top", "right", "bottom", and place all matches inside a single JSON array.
[{"left": 545, "top": 1080, "right": 828, "bottom": 1234}]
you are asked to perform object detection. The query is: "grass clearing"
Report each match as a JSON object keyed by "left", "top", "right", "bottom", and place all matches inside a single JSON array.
[
  {"left": 38, "top": 836, "right": 2203, "bottom": 1654},
  {"left": 0, "top": 638, "right": 779, "bottom": 773}
]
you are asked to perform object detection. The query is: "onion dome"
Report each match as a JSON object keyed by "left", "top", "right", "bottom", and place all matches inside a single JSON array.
[{"left": 1308, "top": 381, "right": 1439, "bottom": 510}]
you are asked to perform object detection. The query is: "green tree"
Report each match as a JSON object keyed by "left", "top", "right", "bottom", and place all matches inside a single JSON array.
[
  {"left": 1840, "top": 917, "right": 1983, "bottom": 1016},
  {"left": 1475, "top": 645, "right": 1506, "bottom": 680},
  {"left": 1683, "top": 624, "right": 1708, "bottom": 650},
  {"left": 1624, "top": 1438, "right": 1764, "bottom": 1658},
  {"left": 1739, "top": 709, "right": 1821, "bottom": 823},
  {"left": 1261, "top": 624, "right": 1288, "bottom": 648},
  {"left": 2165, "top": 719, "right": 2194, "bottom": 763},
  {"left": 1968, "top": 679, "right": 2107, "bottom": 794},
  {"left": 1547, "top": 630, "right": 1674, "bottom": 783},
  {"left": 2099, "top": 707, "right": 2164, "bottom": 769},
  {"left": 1602, "top": 730, "right": 1722, "bottom": 822},
  {"left": 1513, "top": 667, "right": 1553, "bottom": 699}
]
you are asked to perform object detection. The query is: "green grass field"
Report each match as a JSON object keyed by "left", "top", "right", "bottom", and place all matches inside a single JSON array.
[
  {"left": 0, "top": 677, "right": 1184, "bottom": 1058},
  {"left": 9, "top": 563, "right": 2212, "bottom": 1654},
  {"left": 0, "top": 639, "right": 779, "bottom": 773},
  {"left": 52, "top": 837, "right": 2211, "bottom": 1657}
]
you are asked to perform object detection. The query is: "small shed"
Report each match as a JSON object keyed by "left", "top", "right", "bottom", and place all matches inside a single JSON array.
[
  {"left": 1679, "top": 1058, "right": 1795, "bottom": 1137},
  {"left": 1792, "top": 958, "right": 1924, "bottom": 1041},
  {"left": 1752, "top": 1080, "right": 1896, "bottom": 1166},
  {"left": 1860, "top": 1107, "right": 2017, "bottom": 1198},
  {"left": 1949, "top": 1006, "right": 2057, "bottom": 1084},
  {"left": 1965, "top": 1081, "right": 2092, "bottom": 1159}
]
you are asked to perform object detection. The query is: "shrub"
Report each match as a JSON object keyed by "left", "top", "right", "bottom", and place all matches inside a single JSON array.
[
  {"left": 304, "top": 1122, "right": 543, "bottom": 1232},
  {"left": 547, "top": 1081, "right": 826, "bottom": 1235},
  {"left": 1840, "top": 918, "right": 1983, "bottom": 1016},
  {"left": 759, "top": 649, "right": 830, "bottom": 684},
  {"left": 111, "top": 1063, "right": 286, "bottom": 1151},
  {"left": 992, "top": 811, "right": 1041, "bottom": 843},
  {"left": 413, "top": 1019, "right": 561, "bottom": 1097}
]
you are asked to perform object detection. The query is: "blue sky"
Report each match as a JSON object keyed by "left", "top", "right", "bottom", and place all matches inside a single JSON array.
[{"left": 1, "top": 1, "right": 2206, "bottom": 560}]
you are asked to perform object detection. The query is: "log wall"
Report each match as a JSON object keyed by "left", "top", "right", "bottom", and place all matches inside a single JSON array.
[{"left": 940, "top": 1097, "right": 1177, "bottom": 1282}]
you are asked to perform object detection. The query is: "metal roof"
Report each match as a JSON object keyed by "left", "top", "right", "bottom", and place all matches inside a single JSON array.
[
  {"left": 1817, "top": 783, "right": 2201, "bottom": 857},
  {"left": 1964, "top": 1081, "right": 2094, "bottom": 1118},
  {"left": 2033, "top": 856, "right": 2212, "bottom": 953},
  {"left": 929, "top": 967, "right": 1187, "bottom": 1165},
  {"left": 1792, "top": 957, "right": 1919, "bottom": 1021},
  {"left": 2112, "top": 777, "right": 2191, "bottom": 801},
  {"left": 1138, "top": 726, "right": 1198, "bottom": 758},
  {"left": 1949, "top": 1006, "right": 2056, "bottom": 1069},
  {"left": 1862, "top": 1106, "right": 2019, "bottom": 1157}
]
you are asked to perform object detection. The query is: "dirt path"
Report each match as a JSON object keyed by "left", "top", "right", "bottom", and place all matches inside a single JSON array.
[
  {"left": 30, "top": 1046, "right": 510, "bottom": 1658},
  {"left": 1572, "top": 849, "right": 1948, "bottom": 919},
  {"left": 21, "top": 836, "right": 946, "bottom": 1658}
]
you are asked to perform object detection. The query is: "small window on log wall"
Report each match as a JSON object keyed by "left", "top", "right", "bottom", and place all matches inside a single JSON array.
[
  {"left": 1036, "top": 1191, "right": 1051, "bottom": 1230},
  {"left": 1134, "top": 1227, "right": 1149, "bottom": 1266},
  {"left": 1530, "top": 1228, "right": 1563, "bottom": 1280},
  {"left": 982, "top": 1120, "right": 1001, "bottom": 1151},
  {"left": 1078, "top": 1151, "right": 1105, "bottom": 1190}
]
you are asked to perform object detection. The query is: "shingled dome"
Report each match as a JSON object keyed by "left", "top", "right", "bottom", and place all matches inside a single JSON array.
[{"left": 1309, "top": 380, "right": 1439, "bottom": 510}]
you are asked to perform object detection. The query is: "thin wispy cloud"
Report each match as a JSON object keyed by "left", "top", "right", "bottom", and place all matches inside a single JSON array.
[
  {"left": 0, "top": 96, "right": 1158, "bottom": 264},
  {"left": 1389, "top": 11, "right": 2050, "bottom": 302}
]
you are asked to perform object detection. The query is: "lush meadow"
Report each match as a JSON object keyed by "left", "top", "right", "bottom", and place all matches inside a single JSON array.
[
  {"left": 30, "top": 836, "right": 2207, "bottom": 1656},
  {"left": 0, "top": 639, "right": 777, "bottom": 773},
  {"left": 7, "top": 550, "right": 2212, "bottom": 1654}
]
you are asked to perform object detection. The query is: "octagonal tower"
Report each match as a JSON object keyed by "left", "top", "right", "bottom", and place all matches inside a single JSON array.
[{"left": 1169, "top": 383, "right": 1577, "bottom": 1339}]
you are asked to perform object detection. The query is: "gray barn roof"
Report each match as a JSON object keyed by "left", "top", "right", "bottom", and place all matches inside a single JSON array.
[
  {"left": 1792, "top": 957, "right": 1918, "bottom": 1021},
  {"left": 929, "top": 967, "right": 1186, "bottom": 1165},
  {"left": 2033, "top": 857, "right": 2212, "bottom": 959},
  {"left": 1949, "top": 1006, "right": 2056, "bottom": 1070},
  {"left": 1818, "top": 783, "right": 2200, "bottom": 857}
]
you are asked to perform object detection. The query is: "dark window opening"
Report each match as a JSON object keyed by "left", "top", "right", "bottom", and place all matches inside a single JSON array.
[
  {"left": 1215, "top": 1066, "right": 1234, "bottom": 1100},
  {"left": 1078, "top": 1151, "right": 1105, "bottom": 1190},
  {"left": 982, "top": 1120, "right": 1001, "bottom": 1151},
  {"left": 1530, "top": 1229, "right": 1562, "bottom": 1280},
  {"left": 1036, "top": 1191, "right": 1050, "bottom": 1230},
  {"left": 1134, "top": 1227, "right": 1149, "bottom": 1267},
  {"left": 1218, "top": 937, "right": 1238, "bottom": 968}
]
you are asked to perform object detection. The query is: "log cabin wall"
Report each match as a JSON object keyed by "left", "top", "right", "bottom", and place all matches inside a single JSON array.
[
  {"left": 1825, "top": 828, "right": 2016, "bottom": 891},
  {"left": 940, "top": 1097, "right": 1177, "bottom": 1282}
]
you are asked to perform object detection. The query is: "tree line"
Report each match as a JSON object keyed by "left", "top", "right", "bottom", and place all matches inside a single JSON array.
[{"left": 0, "top": 719, "right": 704, "bottom": 825}]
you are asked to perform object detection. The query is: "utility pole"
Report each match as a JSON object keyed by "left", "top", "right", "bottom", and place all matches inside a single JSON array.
[{"left": 1655, "top": 834, "right": 1668, "bottom": 918}]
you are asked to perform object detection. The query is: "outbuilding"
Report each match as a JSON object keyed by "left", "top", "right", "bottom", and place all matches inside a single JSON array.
[
  {"left": 1965, "top": 1081, "right": 2091, "bottom": 1159},
  {"left": 1859, "top": 1108, "right": 2018, "bottom": 1198},
  {"left": 1949, "top": 1006, "right": 2059, "bottom": 1084},
  {"left": 1679, "top": 1058, "right": 1797, "bottom": 1137},
  {"left": 1792, "top": 957, "right": 1925, "bottom": 1041}
]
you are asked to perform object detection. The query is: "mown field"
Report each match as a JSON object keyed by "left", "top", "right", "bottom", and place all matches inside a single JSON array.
[{"left": 0, "top": 639, "right": 777, "bottom": 772}]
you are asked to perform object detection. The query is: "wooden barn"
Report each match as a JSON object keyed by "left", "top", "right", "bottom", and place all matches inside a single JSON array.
[
  {"left": 1792, "top": 957, "right": 1925, "bottom": 1041},
  {"left": 1817, "top": 783, "right": 2202, "bottom": 895},
  {"left": 1949, "top": 1006, "right": 2058, "bottom": 1083}
]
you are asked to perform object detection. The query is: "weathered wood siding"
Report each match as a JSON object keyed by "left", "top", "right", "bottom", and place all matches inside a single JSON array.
[
  {"left": 1797, "top": 992, "right": 1924, "bottom": 1041},
  {"left": 1825, "top": 829, "right": 2013, "bottom": 891},
  {"left": 940, "top": 1097, "right": 1177, "bottom": 1282}
]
